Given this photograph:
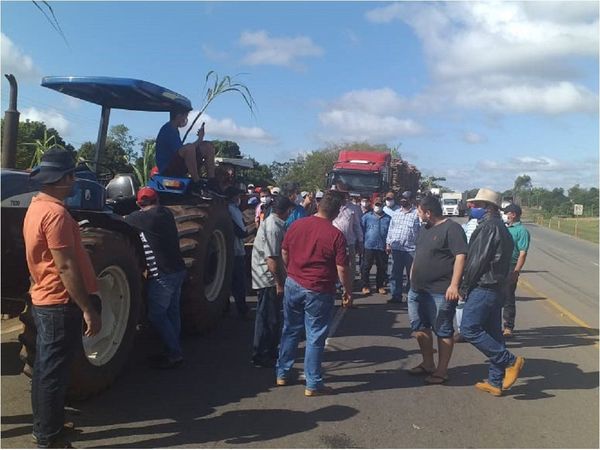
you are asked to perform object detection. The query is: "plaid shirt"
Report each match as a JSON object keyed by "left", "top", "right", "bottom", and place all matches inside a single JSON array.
[
  {"left": 386, "top": 207, "right": 421, "bottom": 251},
  {"left": 333, "top": 203, "right": 363, "bottom": 247}
]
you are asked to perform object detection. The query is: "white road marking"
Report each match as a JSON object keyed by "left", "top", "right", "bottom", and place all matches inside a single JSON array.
[{"left": 591, "top": 262, "right": 598, "bottom": 267}]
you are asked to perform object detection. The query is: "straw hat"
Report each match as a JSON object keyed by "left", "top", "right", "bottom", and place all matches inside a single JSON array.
[{"left": 467, "top": 188, "right": 501, "bottom": 208}]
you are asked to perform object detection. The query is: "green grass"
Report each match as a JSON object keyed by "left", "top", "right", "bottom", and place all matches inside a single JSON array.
[{"left": 528, "top": 215, "right": 599, "bottom": 244}]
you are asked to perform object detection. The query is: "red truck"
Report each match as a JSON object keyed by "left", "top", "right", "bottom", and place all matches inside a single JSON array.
[{"left": 326, "top": 150, "right": 421, "bottom": 199}]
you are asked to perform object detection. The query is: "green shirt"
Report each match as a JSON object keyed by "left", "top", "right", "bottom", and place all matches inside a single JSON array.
[{"left": 507, "top": 221, "right": 530, "bottom": 265}]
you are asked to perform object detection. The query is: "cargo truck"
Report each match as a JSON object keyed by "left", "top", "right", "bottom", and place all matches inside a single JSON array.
[{"left": 441, "top": 192, "right": 465, "bottom": 217}]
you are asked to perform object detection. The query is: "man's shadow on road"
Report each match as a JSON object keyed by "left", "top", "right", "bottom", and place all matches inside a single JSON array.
[
  {"left": 504, "top": 325, "right": 599, "bottom": 350},
  {"left": 82, "top": 405, "right": 358, "bottom": 448}
]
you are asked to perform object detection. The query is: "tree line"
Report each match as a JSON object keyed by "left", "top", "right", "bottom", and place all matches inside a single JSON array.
[{"left": 4, "top": 118, "right": 597, "bottom": 218}]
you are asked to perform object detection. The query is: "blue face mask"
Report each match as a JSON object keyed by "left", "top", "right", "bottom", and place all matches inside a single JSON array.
[{"left": 470, "top": 207, "right": 486, "bottom": 220}]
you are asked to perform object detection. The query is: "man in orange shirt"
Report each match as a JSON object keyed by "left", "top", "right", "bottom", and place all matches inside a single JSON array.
[{"left": 23, "top": 147, "right": 102, "bottom": 448}]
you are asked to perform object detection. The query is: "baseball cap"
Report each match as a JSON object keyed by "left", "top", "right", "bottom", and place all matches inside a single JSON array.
[
  {"left": 137, "top": 187, "right": 158, "bottom": 203},
  {"left": 301, "top": 191, "right": 309, "bottom": 198},
  {"left": 247, "top": 183, "right": 255, "bottom": 188},
  {"left": 401, "top": 191, "right": 412, "bottom": 199},
  {"left": 271, "top": 187, "right": 281, "bottom": 195},
  {"left": 315, "top": 190, "right": 324, "bottom": 199},
  {"left": 503, "top": 203, "right": 522, "bottom": 216}
]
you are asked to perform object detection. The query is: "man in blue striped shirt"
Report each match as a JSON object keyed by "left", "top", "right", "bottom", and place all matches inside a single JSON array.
[{"left": 385, "top": 191, "right": 421, "bottom": 303}]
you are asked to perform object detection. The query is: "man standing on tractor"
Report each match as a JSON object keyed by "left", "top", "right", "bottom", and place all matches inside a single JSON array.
[
  {"left": 23, "top": 147, "right": 102, "bottom": 448},
  {"left": 155, "top": 109, "right": 217, "bottom": 193},
  {"left": 125, "top": 187, "right": 187, "bottom": 369}
]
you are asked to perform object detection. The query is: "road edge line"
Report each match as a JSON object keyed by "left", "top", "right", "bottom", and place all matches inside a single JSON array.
[{"left": 519, "top": 277, "right": 594, "bottom": 330}]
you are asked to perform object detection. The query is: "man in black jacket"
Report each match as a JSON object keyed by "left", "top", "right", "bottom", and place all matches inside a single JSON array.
[{"left": 460, "top": 188, "right": 524, "bottom": 396}]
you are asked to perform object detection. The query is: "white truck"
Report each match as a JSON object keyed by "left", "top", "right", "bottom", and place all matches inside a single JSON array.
[{"left": 441, "top": 192, "right": 465, "bottom": 217}]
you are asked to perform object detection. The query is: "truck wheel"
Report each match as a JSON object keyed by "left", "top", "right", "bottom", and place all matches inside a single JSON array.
[
  {"left": 168, "top": 204, "right": 233, "bottom": 334},
  {"left": 19, "top": 229, "right": 143, "bottom": 400}
]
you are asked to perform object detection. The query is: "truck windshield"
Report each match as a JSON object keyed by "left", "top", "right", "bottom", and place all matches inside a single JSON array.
[
  {"left": 330, "top": 172, "right": 380, "bottom": 191},
  {"left": 443, "top": 199, "right": 458, "bottom": 205}
]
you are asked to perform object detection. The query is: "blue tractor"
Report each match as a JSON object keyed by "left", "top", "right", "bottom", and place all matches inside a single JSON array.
[{"left": 1, "top": 75, "right": 233, "bottom": 399}]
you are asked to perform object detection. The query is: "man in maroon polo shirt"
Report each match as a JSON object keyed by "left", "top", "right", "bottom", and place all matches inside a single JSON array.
[{"left": 275, "top": 190, "right": 353, "bottom": 396}]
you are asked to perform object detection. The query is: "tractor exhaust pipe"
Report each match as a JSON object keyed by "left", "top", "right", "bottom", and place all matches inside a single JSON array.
[{"left": 2, "top": 74, "right": 19, "bottom": 169}]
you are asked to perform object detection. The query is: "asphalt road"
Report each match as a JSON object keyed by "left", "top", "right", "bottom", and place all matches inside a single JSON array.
[{"left": 1, "top": 221, "right": 598, "bottom": 448}]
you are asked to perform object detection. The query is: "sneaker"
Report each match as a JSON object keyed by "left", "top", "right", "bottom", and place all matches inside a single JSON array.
[
  {"left": 32, "top": 423, "right": 75, "bottom": 445},
  {"left": 378, "top": 287, "right": 387, "bottom": 295},
  {"left": 361, "top": 287, "right": 371, "bottom": 295},
  {"left": 503, "top": 356, "right": 525, "bottom": 390},
  {"left": 276, "top": 378, "right": 289, "bottom": 386},
  {"left": 252, "top": 358, "right": 275, "bottom": 368},
  {"left": 503, "top": 328, "right": 514, "bottom": 338},
  {"left": 475, "top": 381, "right": 502, "bottom": 397},
  {"left": 304, "top": 385, "right": 334, "bottom": 397}
]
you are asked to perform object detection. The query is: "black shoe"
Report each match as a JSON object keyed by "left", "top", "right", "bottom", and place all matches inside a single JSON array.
[
  {"left": 252, "top": 357, "right": 275, "bottom": 368},
  {"left": 387, "top": 298, "right": 402, "bottom": 304},
  {"left": 149, "top": 355, "right": 184, "bottom": 369}
]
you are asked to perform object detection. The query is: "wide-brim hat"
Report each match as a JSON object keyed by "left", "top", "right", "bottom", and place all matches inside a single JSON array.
[
  {"left": 467, "top": 188, "right": 501, "bottom": 208},
  {"left": 29, "top": 147, "right": 76, "bottom": 185}
]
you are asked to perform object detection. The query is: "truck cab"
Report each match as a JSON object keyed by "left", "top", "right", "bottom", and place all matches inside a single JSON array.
[{"left": 326, "top": 150, "right": 391, "bottom": 199}]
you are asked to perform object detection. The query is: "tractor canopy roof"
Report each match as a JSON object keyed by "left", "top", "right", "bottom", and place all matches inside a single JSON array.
[{"left": 41, "top": 76, "right": 192, "bottom": 112}]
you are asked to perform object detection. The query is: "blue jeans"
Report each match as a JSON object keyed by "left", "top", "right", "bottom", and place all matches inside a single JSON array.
[
  {"left": 390, "top": 250, "right": 414, "bottom": 300},
  {"left": 231, "top": 256, "right": 248, "bottom": 316},
  {"left": 147, "top": 270, "right": 186, "bottom": 358},
  {"left": 276, "top": 277, "right": 334, "bottom": 390},
  {"left": 252, "top": 286, "right": 282, "bottom": 363},
  {"left": 461, "top": 287, "right": 516, "bottom": 388},
  {"left": 32, "top": 304, "right": 81, "bottom": 446},
  {"left": 407, "top": 289, "right": 456, "bottom": 338}
]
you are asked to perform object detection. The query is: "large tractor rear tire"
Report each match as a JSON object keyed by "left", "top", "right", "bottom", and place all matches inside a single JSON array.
[
  {"left": 19, "top": 228, "right": 143, "bottom": 400},
  {"left": 168, "top": 203, "right": 233, "bottom": 334}
]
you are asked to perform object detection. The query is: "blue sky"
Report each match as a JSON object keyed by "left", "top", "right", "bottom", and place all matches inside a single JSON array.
[{"left": 2, "top": 1, "right": 598, "bottom": 192}]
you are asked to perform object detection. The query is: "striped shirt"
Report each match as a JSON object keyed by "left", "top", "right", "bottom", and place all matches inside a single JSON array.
[
  {"left": 333, "top": 202, "right": 363, "bottom": 247},
  {"left": 462, "top": 218, "right": 479, "bottom": 244},
  {"left": 139, "top": 231, "right": 159, "bottom": 279},
  {"left": 386, "top": 206, "right": 421, "bottom": 251}
]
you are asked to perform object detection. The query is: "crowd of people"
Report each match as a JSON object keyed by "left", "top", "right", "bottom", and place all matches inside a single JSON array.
[{"left": 23, "top": 132, "right": 530, "bottom": 446}]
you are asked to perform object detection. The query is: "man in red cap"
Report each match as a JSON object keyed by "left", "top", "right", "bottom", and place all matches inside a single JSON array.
[{"left": 125, "top": 187, "right": 186, "bottom": 368}]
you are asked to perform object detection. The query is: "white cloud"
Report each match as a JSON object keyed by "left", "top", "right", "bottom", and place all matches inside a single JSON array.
[
  {"left": 365, "top": 2, "right": 599, "bottom": 115},
  {"left": 1, "top": 33, "right": 41, "bottom": 82},
  {"left": 185, "top": 113, "right": 276, "bottom": 145},
  {"left": 239, "top": 30, "right": 323, "bottom": 69},
  {"left": 21, "top": 107, "right": 71, "bottom": 136},
  {"left": 463, "top": 132, "right": 485, "bottom": 144},
  {"left": 317, "top": 88, "right": 424, "bottom": 142}
]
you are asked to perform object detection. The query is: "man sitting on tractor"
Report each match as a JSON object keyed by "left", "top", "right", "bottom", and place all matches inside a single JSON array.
[{"left": 155, "top": 108, "right": 217, "bottom": 193}]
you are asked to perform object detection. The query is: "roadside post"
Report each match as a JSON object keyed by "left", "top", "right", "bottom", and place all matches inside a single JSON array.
[{"left": 574, "top": 204, "right": 583, "bottom": 238}]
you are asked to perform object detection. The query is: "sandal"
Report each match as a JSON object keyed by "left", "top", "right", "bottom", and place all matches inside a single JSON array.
[
  {"left": 408, "top": 364, "right": 435, "bottom": 376},
  {"left": 424, "top": 374, "right": 448, "bottom": 385}
]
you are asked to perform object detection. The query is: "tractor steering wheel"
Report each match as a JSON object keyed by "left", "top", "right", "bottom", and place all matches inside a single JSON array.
[{"left": 77, "top": 159, "right": 117, "bottom": 184}]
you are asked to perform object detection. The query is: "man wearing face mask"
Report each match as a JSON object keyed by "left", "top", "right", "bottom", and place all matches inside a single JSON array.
[
  {"left": 383, "top": 191, "right": 399, "bottom": 216},
  {"left": 255, "top": 188, "right": 273, "bottom": 228},
  {"left": 283, "top": 182, "right": 307, "bottom": 229},
  {"left": 460, "top": 188, "right": 524, "bottom": 397},
  {"left": 24, "top": 148, "right": 102, "bottom": 448},
  {"left": 360, "top": 197, "right": 391, "bottom": 295},
  {"left": 454, "top": 200, "right": 485, "bottom": 342},
  {"left": 385, "top": 191, "right": 421, "bottom": 304}
]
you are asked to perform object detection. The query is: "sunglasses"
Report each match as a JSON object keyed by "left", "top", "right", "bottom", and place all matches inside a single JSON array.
[
  {"left": 385, "top": 197, "right": 394, "bottom": 201},
  {"left": 374, "top": 203, "right": 382, "bottom": 207}
]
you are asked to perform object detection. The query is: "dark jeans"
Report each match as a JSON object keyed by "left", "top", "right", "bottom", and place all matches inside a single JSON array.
[
  {"left": 390, "top": 250, "right": 414, "bottom": 300},
  {"left": 232, "top": 256, "right": 248, "bottom": 316},
  {"left": 147, "top": 270, "right": 186, "bottom": 359},
  {"left": 361, "top": 249, "right": 387, "bottom": 289},
  {"left": 503, "top": 264, "right": 518, "bottom": 330},
  {"left": 31, "top": 304, "right": 81, "bottom": 447},
  {"left": 252, "top": 286, "right": 282, "bottom": 363},
  {"left": 461, "top": 287, "right": 516, "bottom": 388}
]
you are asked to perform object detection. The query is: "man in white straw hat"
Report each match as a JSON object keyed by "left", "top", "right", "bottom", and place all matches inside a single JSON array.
[{"left": 459, "top": 188, "right": 525, "bottom": 397}]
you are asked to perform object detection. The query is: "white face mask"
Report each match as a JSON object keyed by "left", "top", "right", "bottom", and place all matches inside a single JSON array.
[
  {"left": 260, "top": 196, "right": 271, "bottom": 204},
  {"left": 374, "top": 206, "right": 383, "bottom": 214},
  {"left": 385, "top": 199, "right": 395, "bottom": 208},
  {"left": 361, "top": 200, "right": 368, "bottom": 207}
]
